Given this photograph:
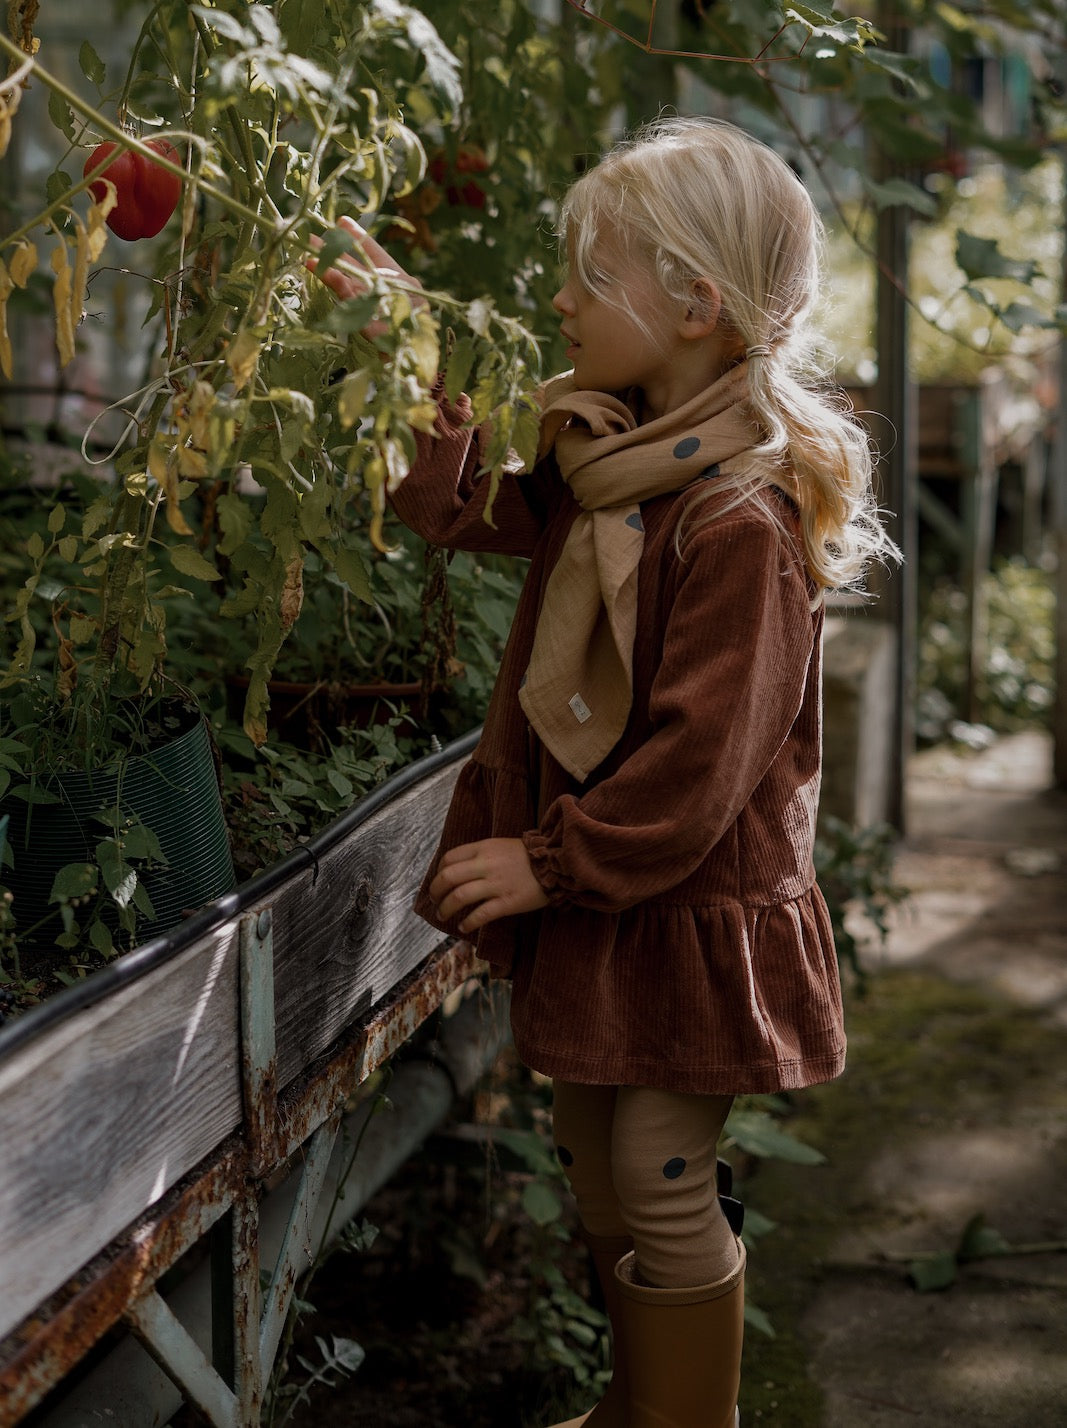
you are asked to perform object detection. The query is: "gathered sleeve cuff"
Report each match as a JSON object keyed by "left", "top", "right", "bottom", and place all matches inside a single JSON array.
[
  {"left": 388, "top": 380, "right": 554, "bottom": 558},
  {"left": 522, "top": 506, "right": 818, "bottom": 912}
]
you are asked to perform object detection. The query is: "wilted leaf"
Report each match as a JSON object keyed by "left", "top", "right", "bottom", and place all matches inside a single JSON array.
[
  {"left": 279, "top": 555, "right": 303, "bottom": 630},
  {"left": 227, "top": 327, "right": 261, "bottom": 391},
  {"left": 50, "top": 242, "right": 75, "bottom": 367},
  {"left": 0, "top": 262, "right": 11, "bottom": 378},
  {"left": 8, "top": 240, "right": 37, "bottom": 287},
  {"left": 87, "top": 180, "right": 116, "bottom": 255},
  {"left": 337, "top": 368, "right": 372, "bottom": 429},
  {"left": 71, "top": 216, "right": 89, "bottom": 342}
]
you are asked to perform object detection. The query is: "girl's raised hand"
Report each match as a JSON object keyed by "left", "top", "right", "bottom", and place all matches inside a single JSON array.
[
  {"left": 429, "top": 838, "right": 549, "bottom": 934},
  {"left": 307, "top": 215, "right": 425, "bottom": 333}
]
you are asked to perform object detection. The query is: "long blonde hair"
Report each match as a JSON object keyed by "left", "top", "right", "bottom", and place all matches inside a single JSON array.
[{"left": 559, "top": 116, "right": 897, "bottom": 592}]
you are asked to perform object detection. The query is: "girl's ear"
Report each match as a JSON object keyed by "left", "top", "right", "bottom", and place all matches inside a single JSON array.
[{"left": 680, "top": 278, "right": 722, "bottom": 339}]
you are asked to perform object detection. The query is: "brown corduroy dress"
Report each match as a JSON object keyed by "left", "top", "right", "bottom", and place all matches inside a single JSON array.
[{"left": 390, "top": 393, "right": 845, "bottom": 1097}]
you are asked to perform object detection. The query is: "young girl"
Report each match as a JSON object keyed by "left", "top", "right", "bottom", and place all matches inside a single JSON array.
[{"left": 315, "top": 116, "right": 894, "bottom": 1428}]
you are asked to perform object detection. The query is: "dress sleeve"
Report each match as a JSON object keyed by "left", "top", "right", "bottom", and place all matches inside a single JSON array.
[
  {"left": 388, "top": 387, "right": 553, "bottom": 558},
  {"left": 522, "top": 508, "right": 817, "bottom": 911}
]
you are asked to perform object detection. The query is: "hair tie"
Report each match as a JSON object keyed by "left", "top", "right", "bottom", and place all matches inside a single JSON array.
[{"left": 745, "top": 344, "right": 771, "bottom": 359}]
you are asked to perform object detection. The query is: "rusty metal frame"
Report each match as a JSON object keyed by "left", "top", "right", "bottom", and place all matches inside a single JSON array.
[{"left": 0, "top": 932, "right": 482, "bottom": 1427}]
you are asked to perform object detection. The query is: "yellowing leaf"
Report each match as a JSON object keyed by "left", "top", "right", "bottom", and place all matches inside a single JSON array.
[
  {"left": 71, "top": 217, "right": 89, "bottom": 346},
  {"left": 50, "top": 242, "right": 75, "bottom": 367},
  {"left": 149, "top": 438, "right": 193, "bottom": 536},
  {"left": 8, "top": 240, "right": 36, "bottom": 287},
  {"left": 227, "top": 327, "right": 261, "bottom": 392},
  {"left": 408, "top": 310, "right": 440, "bottom": 386},
  {"left": 177, "top": 445, "right": 209, "bottom": 478},
  {"left": 187, "top": 380, "right": 215, "bottom": 449},
  {"left": 86, "top": 185, "right": 113, "bottom": 260},
  {"left": 0, "top": 259, "right": 13, "bottom": 379},
  {"left": 337, "top": 368, "right": 372, "bottom": 429}
]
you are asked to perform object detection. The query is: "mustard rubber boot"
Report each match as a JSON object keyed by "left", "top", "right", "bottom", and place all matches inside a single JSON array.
[
  {"left": 548, "top": 1231, "right": 633, "bottom": 1428},
  {"left": 612, "top": 1242, "right": 745, "bottom": 1428}
]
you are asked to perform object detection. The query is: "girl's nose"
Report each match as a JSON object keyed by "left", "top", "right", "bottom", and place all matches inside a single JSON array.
[{"left": 552, "top": 283, "right": 574, "bottom": 315}]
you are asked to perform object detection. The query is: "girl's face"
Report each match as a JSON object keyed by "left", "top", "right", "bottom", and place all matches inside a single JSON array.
[{"left": 551, "top": 227, "right": 684, "bottom": 400}]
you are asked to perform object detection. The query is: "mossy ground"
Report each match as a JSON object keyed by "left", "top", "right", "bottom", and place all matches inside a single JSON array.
[{"left": 737, "top": 969, "right": 1067, "bottom": 1425}]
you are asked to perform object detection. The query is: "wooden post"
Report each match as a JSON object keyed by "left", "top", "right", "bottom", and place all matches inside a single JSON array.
[
  {"left": 1053, "top": 148, "right": 1067, "bottom": 787},
  {"left": 867, "top": 9, "right": 918, "bottom": 833}
]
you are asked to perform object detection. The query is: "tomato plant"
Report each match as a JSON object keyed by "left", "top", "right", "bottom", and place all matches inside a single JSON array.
[{"left": 82, "top": 138, "right": 182, "bottom": 241}]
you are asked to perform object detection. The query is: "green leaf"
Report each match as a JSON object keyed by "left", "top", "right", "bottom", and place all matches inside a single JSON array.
[
  {"left": 95, "top": 839, "right": 137, "bottom": 908},
  {"left": 445, "top": 336, "right": 477, "bottom": 402},
  {"left": 863, "top": 177, "right": 936, "bottom": 218},
  {"left": 955, "top": 230, "right": 1040, "bottom": 285},
  {"left": 217, "top": 492, "right": 253, "bottom": 557},
  {"left": 89, "top": 918, "right": 114, "bottom": 955},
  {"left": 785, "top": 3, "right": 879, "bottom": 47},
  {"left": 908, "top": 1251, "right": 958, "bottom": 1292},
  {"left": 330, "top": 1336, "right": 366, "bottom": 1374},
  {"left": 327, "top": 769, "right": 354, "bottom": 798},
  {"left": 522, "top": 1178, "right": 563, "bottom": 1226},
  {"left": 47, "top": 504, "right": 66, "bottom": 534},
  {"left": 121, "top": 822, "right": 167, "bottom": 864},
  {"left": 47, "top": 92, "right": 76, "bottom": 144},
  {"left": 726, "top": 1109, "right": 825, "bottom": 1164},
  {"left": 49, "top": 862, "right": 97, "bottom": 903},
  {"left": 958, "top": 1214, "right": 1011, "bottom": 1261},
  {"left": 487, "top": 1125, "right": 560, "bottom": 1175},
  {"left": 314, "top": 226, "right": 358, "bottom": 280},
  {"left": 744, "top": 1301, "right": 777, "bottom": 1338},
  {"left": 996, "top": 301, "right": 1054, "bottom": 334},
  {"left": 170, "top": 545, "right": 221, "bottom": 582},
  {"left": 78, "top": 41, "right": 106, "bottom": 86}
]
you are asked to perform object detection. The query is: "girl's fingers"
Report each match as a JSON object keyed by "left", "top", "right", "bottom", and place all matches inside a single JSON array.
[{"left": 434, "top": 876, "right": 488, "bottom": 925}]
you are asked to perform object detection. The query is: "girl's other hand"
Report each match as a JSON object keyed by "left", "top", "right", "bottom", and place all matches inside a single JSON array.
[
  {"left": 307, "top": 214, "right": 425, "bottom": 333},
  {"left": 429, "top": 838, "right": 549, "bottom": 934}
]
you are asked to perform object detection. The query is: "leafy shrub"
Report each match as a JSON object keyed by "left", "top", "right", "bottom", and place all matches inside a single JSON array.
[{"left": 916, "top": 558, "right": 1054, "bottom": 744}]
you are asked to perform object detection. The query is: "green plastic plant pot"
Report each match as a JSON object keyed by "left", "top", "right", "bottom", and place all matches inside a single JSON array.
[{"left": 1, "top": 710, "right": 235, "bottom": 953}]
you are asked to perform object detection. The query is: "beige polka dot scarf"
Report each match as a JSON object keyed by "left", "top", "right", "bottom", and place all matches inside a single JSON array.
[{"left": 520, "top": 364, "right": 758, "bottom": 782}]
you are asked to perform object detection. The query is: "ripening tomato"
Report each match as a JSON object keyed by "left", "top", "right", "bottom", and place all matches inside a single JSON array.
[{"left": 83, "top": 139, "right": 182, "bottom": 241}]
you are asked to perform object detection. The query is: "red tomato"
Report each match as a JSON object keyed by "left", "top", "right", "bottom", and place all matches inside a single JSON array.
[{"left": 83, "top": 139, "right": 182, "bottom": 241}]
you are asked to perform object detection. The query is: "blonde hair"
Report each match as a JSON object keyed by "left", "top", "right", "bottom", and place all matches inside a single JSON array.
[{"left": 559, "top": 116, "right": 897, "bottom": 593}]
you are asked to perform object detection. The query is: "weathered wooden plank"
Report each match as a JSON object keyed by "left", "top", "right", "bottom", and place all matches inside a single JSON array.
[
  {"left": 272, "top": 769, "right": 457, "bottom": 1088},
  {"left": 0, "top": 752, "right": 466, "bottom": 1347},
  {"left": 0, "top": 925, "right": 242, "bottom": 1343}
]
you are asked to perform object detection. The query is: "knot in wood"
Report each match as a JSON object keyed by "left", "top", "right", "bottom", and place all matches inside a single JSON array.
[{"left": 353, "top": 880, "right": 373, "bottom": 916}]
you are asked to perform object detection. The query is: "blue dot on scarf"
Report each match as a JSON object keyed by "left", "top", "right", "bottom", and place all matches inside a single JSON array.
[
  {"left": 673, "top": 436, "right": 701, "bottom": 459},
  {"left": 700, "top": 463, "right": 721, "bottom": 481},
  {"left": 663, "top": 1157, "right": 687, "bottom": 1180},
  {"left": 625, "top": 512, "right": 644, "bottom": 532}
]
